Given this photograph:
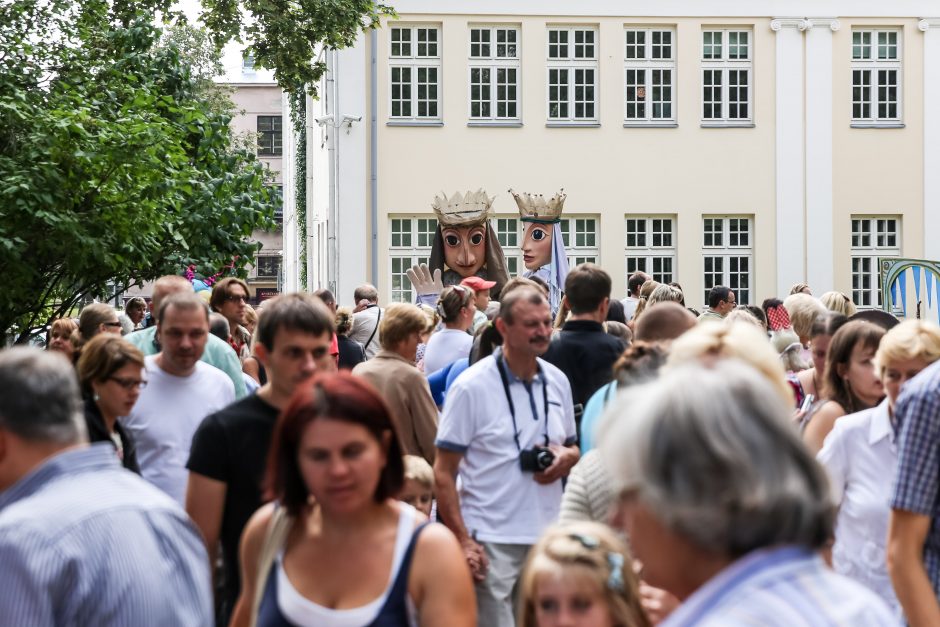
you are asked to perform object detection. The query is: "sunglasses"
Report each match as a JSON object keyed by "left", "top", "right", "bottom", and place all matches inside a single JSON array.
[
  {"left": 224, "top": 294, "right": 248, "bottom": 304},
  {"left": 109, "top": 376, "right": 148, "bottom": 390}
]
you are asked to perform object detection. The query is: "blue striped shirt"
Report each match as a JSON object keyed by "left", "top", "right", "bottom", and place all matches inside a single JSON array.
[
  {"left": 892, "top": 358, "right": 940, "bottom": 595},
  {"left": 661, "top": 546, "right": 898, "bottom": 626},
  {"left": 0, "top": 443, "right": 213, "bottom": 626}
]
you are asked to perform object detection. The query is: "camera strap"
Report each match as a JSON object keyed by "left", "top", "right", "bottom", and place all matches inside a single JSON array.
[{"left": 495, "top": 351, "right": 550, "bottom": 452}]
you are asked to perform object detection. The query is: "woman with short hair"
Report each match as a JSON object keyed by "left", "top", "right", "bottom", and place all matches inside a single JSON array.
[
  {"left": 820, "top": 291, "right": 858, "bottom": 318},
  {"left": 422, "top": 285, "right": 476, "bottom": 375},
  {"left": 75, "top": 334, "right": 144, "bottom": 472},
  {"left": 230, "top": 372, "right": 474, "bottom": 627},
  {"left": 46, "top": 317, "right": 78, "bottom": 362},
  {"left": 818, "top": 320, "right": 940, "bottom": 617}
]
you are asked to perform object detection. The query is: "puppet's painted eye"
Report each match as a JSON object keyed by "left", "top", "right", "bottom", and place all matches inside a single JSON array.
[
  {"left": 470, "top": 233, "right": 484, "bottom": 245},
  {"left": 445, "top": 234, "right": 460, "bottom": 247},
  {"left": 531, "top": 228, "right": 548, "bottom": 241}
]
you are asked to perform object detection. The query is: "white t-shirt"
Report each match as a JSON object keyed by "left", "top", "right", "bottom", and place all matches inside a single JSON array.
[
  {"left": 423, "top": 329, "right": 473, "bottom": 375},
  {"left": 621, "top": 296, "right": 639, "bottom": 321},
  {"left": 436, "top": 352, "right": 577, "bottom": 544},
  {"left": 121, "top": 355, "right": 235, "bottom": 505},
  {"left": 350, "top": 306, "right": 383, "bottom": 359}
]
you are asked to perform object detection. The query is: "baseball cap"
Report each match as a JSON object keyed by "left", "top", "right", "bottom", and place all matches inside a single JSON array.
[{"left": 460, "top": 276, "right": 497, "bottom": 292}]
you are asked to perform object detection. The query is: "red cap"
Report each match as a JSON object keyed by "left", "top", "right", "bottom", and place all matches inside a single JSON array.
[{"left": 460, "top": 276, "right": 497, "bottom": 292}]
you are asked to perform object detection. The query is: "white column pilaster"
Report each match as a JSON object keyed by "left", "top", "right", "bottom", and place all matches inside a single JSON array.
[
  {"left": 771, "top": 18, "right": 808, "bottom": 296},
  {"left": 921, "top": 19, "right": 940, "bottom": 260},
  {"left": 805, "top": 18, "right": 839, "bottom": 293}
]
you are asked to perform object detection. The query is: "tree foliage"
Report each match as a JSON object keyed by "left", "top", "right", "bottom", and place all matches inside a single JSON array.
[
  {"left": 0, "top": 0, "right": 274, "bottom": 342},
  {"left": 200, "top": 0, "right": 395, "bottom": 96}
]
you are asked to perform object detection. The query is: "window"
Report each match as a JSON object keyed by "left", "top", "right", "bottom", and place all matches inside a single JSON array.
[
  {"left": 257, "top": 116, "right": 282, "bottom": 156},
  {"left": 269, "top": 185, "right": 283, "bottom": 228},
  {"left": 702, "top": 216, "right": 753, "bottom": 305},
  {"left": 390, "top": 26, "right": 441, "bottom": 120},
  {"left": 255, "top": 256, "right": 282, "bottom": 279},
  {"left": 625, "top": 216, "right": 676, "bottom": 284},
  {"left": 560, "top": 217, "right": 599, "bottom": 266},
  {"left": 243, "top": 53, "right": 256, "bottom": 70},
  {"left": 851, "top": 216, "right": 900, "bottom": 308},
  {"left": 493, "top": 217, "right": 522, "bottom": 276},
  {"left": 701, "top": 30, "right": 752, "bottom": 123},
  {"left": 469, "top": 26, "right": 521, "bottom": 121},
  {"left": 389, "top": 217, "right": 438, "bottom": 302},
  {"left": 851, "top": 30, "right": 901, "bottom": 123},
  {"left": 547, "top": 27, "right": 598, "bottom": 122},
  {"left": 624, "top": 28, "right": 676, "bottom": 123}
]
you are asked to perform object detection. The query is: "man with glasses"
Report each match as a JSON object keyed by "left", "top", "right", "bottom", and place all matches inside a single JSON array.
[
  {"left": 120, "top": 292, "right": 235, "bottom": 505},
  {"left": 210, "top": 278, "right": 252, "bottom": 360},
  {"left": 698, "top": 285, "right": 736, "bottom": 323}
]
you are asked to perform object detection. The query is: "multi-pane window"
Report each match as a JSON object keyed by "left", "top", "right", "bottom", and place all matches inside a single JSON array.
[
  {"left": 851, "top": 30, "right": 901, "bottom": 123},
  {"left": 625, "top": 217, "right": 676, "bottom": 285},
  {"left": 701, "top": 30, "right": 752, "bottom": 123},
  {"left": 469, "top": 26, "right": 521, "bottom": 120},
  {"left": 624, "top": 28, "right": 676, "bottom": 123},
  {"left": 560, "top": 217, "right": 599, "bottom": 266},
  {"left": 389, "top": 217, "right": 438, "bottom": 302},
  {"left": 547, "top": 27, "right": 599, "bottom": 122},
  {"left": 257, "top": 116, "right": 282, "bottom": 156},
  {"left": 243, "top": 53, "right": 256, "bottom": 70},
  {"left": 702, "top": 216, "right": 753, "bottom": 306},
  {"left": 390, "top": 26, "right": 441, "bottom": 120},
  {"left": 851, "top": 217, "right": 900, "bottom": 308},
  {"left": 493, "top": 217, "right": 522, "bottom": 276},
  {"left": 255, "top": 256, "right": 282, "bottom": 279},
  {"left": 269, "top": 185, "right": 283, "bottom": 228}
]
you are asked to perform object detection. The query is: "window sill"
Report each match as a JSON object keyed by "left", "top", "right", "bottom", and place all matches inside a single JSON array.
[
  {"left": 623, "top": 122, "right": 678, "bottom": 128},
  {"left": 546, "top": 122, "right": 601, "bottom": 128},
  {"left": 386, "top": 120, "right": 444, "bottom": 127},
  {"left": 850, "top": 122, "right": 905, "bottom": 129},
  {"left": 700, "top": 122, "right": 755, "bottom": 128},
  {"left": 467, "top": 121, "right": 523, "bottom": 128}
]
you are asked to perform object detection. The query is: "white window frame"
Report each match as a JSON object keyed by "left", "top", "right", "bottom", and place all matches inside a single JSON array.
[
  {"left": 254, "top": 255, "right": 282, "bottom": 280},
  {"left": 389, "top": 25, "right": 442, "bottom": 122},
  {"left": 560, "top": 216, "right": 600, "bottom": 266},
  {"left": 468, "top": 26, "right": 521, "bottom": 122},
  {"left": 851, "top": 216, "right": 900, "bottom": 308},
  {"left": 546, "top": 26, "right": 599, "bottom": 124},
  {"left": 851, "top": 29, "right": 902, "bottom": 125},
  {"left": 624, "top": 27, "right": 676, "bottom": 124},
  {"left": 702, "top": 216, "right": 753, "bottom": 306},
  {"left": 493, "top": 216, "right": 523, "bottom": 277},
  {"left": 701, "top": 29, "right": 752, "bottom": 125},
  {"left": 389, "top": 217, "right": 438, "bottom": 302},
  {"left": 624, "top": 216, "right": 677, "bottom": 286}
]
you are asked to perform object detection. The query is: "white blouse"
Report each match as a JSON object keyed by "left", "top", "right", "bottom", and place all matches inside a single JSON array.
[{"left": 817, "top": 399, "right": 902, "bottom": 619}]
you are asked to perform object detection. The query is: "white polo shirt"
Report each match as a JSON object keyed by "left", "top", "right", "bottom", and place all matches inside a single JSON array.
[{"left": 436, "top": 351, "right": 576, "bottom": 545}]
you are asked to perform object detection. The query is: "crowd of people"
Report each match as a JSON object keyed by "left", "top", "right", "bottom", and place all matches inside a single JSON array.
[{"left": 2, "top": 265, "right": 940, "bottom": 627}]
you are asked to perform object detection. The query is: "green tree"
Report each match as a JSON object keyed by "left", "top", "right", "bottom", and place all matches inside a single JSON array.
[{"left": 0, "top": 0, "right": 273, "bottom": 342}]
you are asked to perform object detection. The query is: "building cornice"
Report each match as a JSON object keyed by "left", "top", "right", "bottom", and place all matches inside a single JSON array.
[
  {"left": 770, "top": 18, "right": 807, "bottom": 31},
  {"left": 919, "top": 18, "right": 940, "bottom": 31},
  {"left": 804, "top": 18, "right": 840, "bottom": 32}
]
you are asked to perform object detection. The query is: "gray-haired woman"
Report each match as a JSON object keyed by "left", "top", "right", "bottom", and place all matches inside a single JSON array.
[{"left": 600, "top": 359, "right": 895, "bottom": 625}]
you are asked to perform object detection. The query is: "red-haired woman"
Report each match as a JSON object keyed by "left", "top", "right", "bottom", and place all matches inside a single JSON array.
[{"left": 230, "top": 372, "right": 474, "bottom": 627}]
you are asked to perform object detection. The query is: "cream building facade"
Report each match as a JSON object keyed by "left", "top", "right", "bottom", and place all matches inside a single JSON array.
[{"left": 284, "top": 0, "right": 940, "bottom": 309}]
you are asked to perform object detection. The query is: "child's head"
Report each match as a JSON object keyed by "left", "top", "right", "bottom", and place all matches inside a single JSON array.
[
  {"left": 518, "top": 522, "right": 649, "bottom": 627},
  {"left": 399, "top": 455, "right": 434, "bottom": 516}
]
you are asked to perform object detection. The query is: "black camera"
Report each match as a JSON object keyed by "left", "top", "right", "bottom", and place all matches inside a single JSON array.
[{"left": 519, "top": 446, "right": 555, "bottom": 472}]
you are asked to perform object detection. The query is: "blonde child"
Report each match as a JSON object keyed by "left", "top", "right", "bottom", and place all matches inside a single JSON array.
[
  {"left": 518, "top": 522, "right": 650, "bottom": 627},
  {"left": 399, "top": 455, "right": 434, "bottom": 517}
]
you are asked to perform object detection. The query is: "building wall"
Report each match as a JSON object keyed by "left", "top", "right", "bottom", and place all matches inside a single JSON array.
[{"left": 299, "top": 1, "right": 937, "bottom": 309}]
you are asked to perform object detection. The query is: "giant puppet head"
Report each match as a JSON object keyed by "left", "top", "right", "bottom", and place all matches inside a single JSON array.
[
  {"left": 428, "top": 190, "right": 510, "bottom": 298},
  {"left": 509, "top": 189, "right": 569, "bottom": 315}
]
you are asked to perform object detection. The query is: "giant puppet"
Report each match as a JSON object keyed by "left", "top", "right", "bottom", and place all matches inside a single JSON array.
[
  {"left": 509, "top": 188, "right": 569, "bottom": 316},
  {"left": 406, "top": 190, "right": 510, "bottom": 302}
]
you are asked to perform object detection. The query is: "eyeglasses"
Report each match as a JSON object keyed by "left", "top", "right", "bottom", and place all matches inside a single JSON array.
[
  {"left": 108, "top": 376, "right": 148, "bottom": 390},
  {"left": 103, "top": 321, "right": 123, "bottom": 328},
  {"left": 224, "top": 294, "right": 248, "bottom": 304}
]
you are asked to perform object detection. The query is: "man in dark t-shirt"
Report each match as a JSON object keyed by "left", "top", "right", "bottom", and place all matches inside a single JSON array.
[{"left": 184, "top": 293, "right": 335, "bottom": 624}]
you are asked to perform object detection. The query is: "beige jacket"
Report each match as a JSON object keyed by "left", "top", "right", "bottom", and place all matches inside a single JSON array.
[{"left": 352, "top": 350, "right": 440, "bottom": 464}]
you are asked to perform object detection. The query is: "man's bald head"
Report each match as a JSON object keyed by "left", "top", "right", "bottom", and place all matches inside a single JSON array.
[
  {"left": 151, "top": 275, "right": 194, "bottom": 322},
  {"left": 635, "top": 301, "right": 696, "bottom": 343}
]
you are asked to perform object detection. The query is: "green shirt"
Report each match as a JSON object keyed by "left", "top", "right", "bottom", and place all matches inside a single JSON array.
[{"left": 125, "top": 326, "right": 247, "bottom": 399}]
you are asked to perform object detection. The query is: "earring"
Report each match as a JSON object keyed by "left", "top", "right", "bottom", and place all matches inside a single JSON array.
[{"left": 93, "top": 392, "right": 100, "bottom": 402}]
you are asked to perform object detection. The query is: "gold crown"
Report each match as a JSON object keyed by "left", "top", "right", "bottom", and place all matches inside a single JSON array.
[
  {"left": 431, "top": 190, "right": 495, "bottom": 226},
  {"left": 508, "top": 188, "right": 566, "bottom": 223}
]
